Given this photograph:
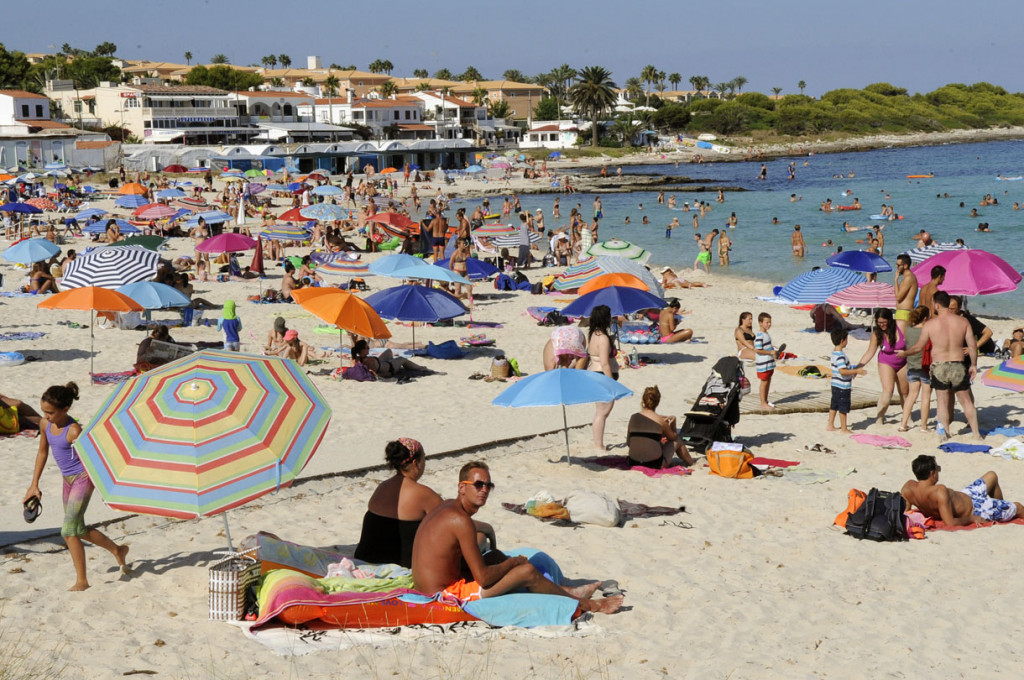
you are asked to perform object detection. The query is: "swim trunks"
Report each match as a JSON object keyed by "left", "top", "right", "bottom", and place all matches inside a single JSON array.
[
  {"left": 61, "top": 472, "right": 94, "bottom": 538},
  {"left": 930, "top": 361, "right": 970, "bottom": 392},
  {"left": 894, "top": 309, "right": 911, "bottom": 322},
  {"left": 697, "top": 251, "right": 710, "bottom": 264},
  {"left": 961, "top": 478, "right": 1017, "bottom": 522},
  {"left": 442, "top": 579, "right": 483, "bottom": 603},
  {"left": 432, "top": 236, "right": 446, "bottom": 247},
  {"left": 757, "top": 369, "right": 774, "bottom": 381}
]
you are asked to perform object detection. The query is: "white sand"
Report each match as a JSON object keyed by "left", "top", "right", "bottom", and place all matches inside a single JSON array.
[{"left": 2, "top": 180, "right": 1023, "bottom": 679}]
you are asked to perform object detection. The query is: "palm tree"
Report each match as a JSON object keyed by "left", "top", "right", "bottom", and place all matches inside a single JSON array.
[
  {"left": 503, "top": 69, "right": 527, "bottom": 83},
  {"left": 460, "top": 66, "right": 483, "bottom": 82},
  {"left": 413, "top": 68, "right": 428, "bottom": 78},
  {"left": 378, "top": 80, "right": 398, "bottom": 98},
  {"left": 433, "top": 68, "right": 453, "bottom": 81},
  {"left": 733, "top": 76, "right": 748, "bottom": 93},
  {"left": 323, "top": 74, "right": 340, "bottom": 124},
  {"left": 612, "top": 114, "right": 641, "bottom": 146},
  {"left": 569, "top": 65, "right": 617, "bottom": 147},
  {"left": 625, "top": 77, "right": 643, "bottom": 102},
  {"left": 689, "top": 75, "right": 710, "bottom": 98},
  {"left": 797, "top": 80, "right": 806, "bottom": 95},
  {"left": 771, "top": 86, "right": 783, "bottom": 98},
  {"left": 278, "top": 55, "right": 291, "bottom": 68},
  {"left": 552, "top": 63, "right": 576, "bottom": 100},
  {"left": 714, "top": 82, "right": 730, "bottom": 99},
  {"left": 416, "top": 82, "right": 431, "bottom": 91},
  {"left": 668, "top": 72, "right": 681, "bottom": 91},
  {"left": 184, "top": 51, "right": 192, "bottom": 66},
  {"left": 210, "top": 54, "right": 229, "bottom": 64},
  {"left": 488, "top": 99, "right": 511, "bottom": 120},
  {"left": 379, "top": 60, "right": 394, "bottom": 75},
  {"left": 270, "top": 77, "right": 284, "bottom": 87},
  {"left": 261, "top": 55, "right": 277, "bottom": 69},
  {"left": 640, "top": 64, "right": 658, "bottom": 107},
  {"left": 471, "top": 87, "right": 488, "bottom": 106},
  {"left": 368, "top": 59, "right": 383, "bottom": 74},
  {"left": 655, "top": 71, "right": 667, "bottom": 98}
]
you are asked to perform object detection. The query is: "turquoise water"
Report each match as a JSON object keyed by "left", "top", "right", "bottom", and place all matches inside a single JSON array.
[{"left": 463, "top": 140, "right": 1024, "bottom": 318}]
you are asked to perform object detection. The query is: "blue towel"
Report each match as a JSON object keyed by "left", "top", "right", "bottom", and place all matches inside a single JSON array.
[
  {"left": 463, "top": 592, "right": 578, "bottom": 627},
  {"left": 938, "top": 443, "right": 992, "bottom": 454},
  {"left": 987, "top": 427, "right": 1024, "bottom": 437},
  {"left": 425, "top": 340, "right": 465, "bottom": 359}
]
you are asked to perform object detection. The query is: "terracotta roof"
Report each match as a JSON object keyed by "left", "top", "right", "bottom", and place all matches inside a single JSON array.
[
  {"left": 450, "top": 80, "right": 546, "bottom": 92},
  {"left": 397, "top": 124, "right": 432, "bottom": 131},
  {"left": 76, "top": 140, "right": 118, "bottom": 149},
  {"left": 234, "top": 91, "right": 312, "bottom": 99},
  {"left": 15, "top": 119, "right": 70, "bottom": 129},
  {"left": 133, "top": 84, "right": 229, "bottom": 95},
  {"left": 0, "top": 89, "right": 47, "bottom": 99},
  {"left": 529, "top": 125, "right": 561, "bottom": 132},
  {"left": 349, "top": 98, "right": 422, "bottom": 109}
]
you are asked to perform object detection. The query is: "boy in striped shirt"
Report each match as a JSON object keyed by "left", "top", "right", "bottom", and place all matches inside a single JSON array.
[
  {"left": 827, "top": 328, "right": 867, "bottom": 432},
  {"left": 754, "top": 312, "right": 778, "bottom": 410}
]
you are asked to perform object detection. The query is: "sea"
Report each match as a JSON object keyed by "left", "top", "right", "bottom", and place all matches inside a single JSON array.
[{"left": 459, "top": 139, "right": 1024, "bottom": 319}]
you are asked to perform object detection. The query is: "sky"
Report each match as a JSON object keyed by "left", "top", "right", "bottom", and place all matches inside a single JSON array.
[{"left": 5, "top": 0, "right": 1024, "bottom": 96}]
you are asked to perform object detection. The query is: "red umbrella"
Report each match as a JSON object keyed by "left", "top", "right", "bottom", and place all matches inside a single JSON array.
[
  {"left": 368, "top": 212, "right": 419, "bottom": 237},
  {"left": 278, "top": 207, "right": 313, "bottom": 222},
  {"left": 163, "top": 164, "right": 188, "bottom": 173},
  {"left": 25, "top": 197, "right": 57, "bottom": 211}
]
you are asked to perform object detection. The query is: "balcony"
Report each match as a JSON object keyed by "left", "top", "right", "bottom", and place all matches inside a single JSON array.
[{"left": 145, "top": 106, "right": 237, "bottom": 118}]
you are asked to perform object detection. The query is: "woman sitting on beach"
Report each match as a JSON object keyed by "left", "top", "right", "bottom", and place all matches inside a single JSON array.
[
  {"left": 353, "top": 439, "right": 495, "bottom": 568},
  {"left": 278, "top": 329, "right": 321, "bottom": 366},
  {"left": 29, "top": 262, "right": 58, "bottom": 294},
  {"left": 353, "top": 340, "right": 428, "bottom": 379},
  {"left": 136, "top": 326, "right": 181, "bottom": 371},
  {"left": 627, "top": 386, "right": 694, "bottom": 469},
  {"left": 734, "top": 311, "right": 756, "bottom": 361},
  {"left": 856, "top": 308, "right": 910, "bottom": 427}
]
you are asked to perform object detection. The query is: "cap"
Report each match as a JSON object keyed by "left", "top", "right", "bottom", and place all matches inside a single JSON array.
[
  {"left": 284, "top": 329, "right": 298, "bottom": 341},
  {"left": 660, "top": 266, "right": 673, "bottom": 274}
]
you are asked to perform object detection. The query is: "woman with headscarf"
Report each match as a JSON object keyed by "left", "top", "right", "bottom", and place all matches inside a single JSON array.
[
  {"left": 542, "top": 326, "right": 588, "bottom": 370},
  {"left": 217, "top": 300, "right": 242, "bottom": 351}
]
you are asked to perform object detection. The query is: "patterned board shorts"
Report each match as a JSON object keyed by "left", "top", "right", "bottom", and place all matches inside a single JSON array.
[
  {"left": 961, "top": 478, "right": 1017, "bottom": 522},
  {"left": 61, "top": 472, "right": 95, "bottom": 538}
]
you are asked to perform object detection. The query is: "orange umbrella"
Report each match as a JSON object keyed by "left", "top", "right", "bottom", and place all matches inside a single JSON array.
[
  {"left": 292, "top": 288, "right": 390, "bottom": 367},
  {"left": 0, "top": 173, "right": 15, "bottom": 181},
  {"left": 578, "top": 272, "right": 649, "bottom": 296},
  {"left": 38, "top": 287, "right": 144, "bottom": 375},
  {"left": 379, "top": 167, "right": 398, "bottom": 174},
  {"left": 119, "top": 182, "right": 148, "bottom": 196}
]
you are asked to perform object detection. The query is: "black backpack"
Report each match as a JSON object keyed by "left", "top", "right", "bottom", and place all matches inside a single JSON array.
[
  {"left": 539, "top": 310, "right": 570, "bottom": 327},
  {"left": 845, "top": 488, "right": 907, "bottom": 542}
]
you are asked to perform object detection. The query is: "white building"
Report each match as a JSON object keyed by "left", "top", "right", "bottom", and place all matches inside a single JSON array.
[
  {"left": 0, "top": 89, "right": 111, "bottom": 168},
  {"left": 519, "top": 122, "right": 580, "bottom": 150}
]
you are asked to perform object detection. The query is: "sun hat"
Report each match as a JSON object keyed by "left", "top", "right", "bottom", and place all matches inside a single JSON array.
[
  {"left": 660, "top": 266, "right": 673, "bottom": 274},
  {"left": 284, "top": 329, "right": 298, "bottom": 341},
  {"left": 551, "top": 326, "right": 587, "bottom": 358}
]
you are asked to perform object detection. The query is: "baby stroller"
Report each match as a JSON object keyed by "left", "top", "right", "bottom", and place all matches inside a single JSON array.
[{"left": 679, "top": 356, "right": 746, "bottom": 454}]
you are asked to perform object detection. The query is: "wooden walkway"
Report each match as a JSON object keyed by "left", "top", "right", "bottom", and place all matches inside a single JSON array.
[{"left": 741, "top": 385, "right": 897, "bottom": 416}]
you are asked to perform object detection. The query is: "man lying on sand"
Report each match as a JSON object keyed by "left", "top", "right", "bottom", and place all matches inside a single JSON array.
[
  {"left": 901, "top": 455, "right": 1024, "bottom": 526},
  {"left": 411, "top": 461, "right": 624, "bottom": 614}
]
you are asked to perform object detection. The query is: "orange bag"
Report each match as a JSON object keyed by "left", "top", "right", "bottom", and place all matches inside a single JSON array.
[
  {"left": 707, "top": 445, "right": 754, "bottom": 479},
  {"left": 834, "top": 488, "right": 867, "bottom": 528}
]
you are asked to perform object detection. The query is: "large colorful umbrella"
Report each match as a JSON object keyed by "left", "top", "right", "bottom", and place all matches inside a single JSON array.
[
  {"left": 562, "top": 285, "right": 666, "bottom": 318},
  {"left": 492, "top": 370, "right": 633, "bottom": 463},
  {"left": 293, "top": 288, "right": 390, "bottom": 366},
  {"left": 136, "top": 203, "right": 178, "bottom": 220},
  {"left": 825, "top": 281, "right": 898, "bottom": 309},
  {"left": 911, "top": 249, "right": 1021, "bottom": 296},
  {"left": 982, "top": 356, "right": 1024, "bottom": 393},
  {"left": 553, "top": 256, "right": 664, "bottom": 297},
  {"left": 118, "top": 182, "right": 148, "bottom": 195},
  {"left": 73, "top": 350, "right": 332, "bottom": 548},
  {"left": 317, "top": 259, "right": 372, "bottom": 277},
  {"left": 260, "top": 223, "right": 311, "bottom": 241},
  {"left": 472, "top": 223, "right": 517, "bottom": 238},
  {"left": 826, "top": 250, "right": 892, "bottom": 273},
  {"left": 777, "top": 267, "right": 864, "bottom": 304},
  {"left": 196, "top": 232, "right": 258, "bottom": 254},
  {"left": 578, "top": 272, "right": 649, "bottom": 295},
  {"left": 905, "top": 242, "right": 967, "bottom": 265},
  {"left": 244, "top": 168, "right": 268, "bottom": 178},
  {"left": 2, "top": 238, "right": 60, "bottom": 265},
  {"left": 61, "top": 245, "right": 160, "bottom": 289},
  {"left": 277, "top": 207, "right": 312, "bottom": 222},
  {"left": 585, "top": 239, "right": 650, "bottom": 265},
  {"left": 115, "top": 194, "right": 149, "bottom": 209},
  {"left": 299, "top": 203, "right": 347, "bottom": 221},
  {"left": 115, "top": 281, "right": 191, "bottom": 309},
  {"left": 37, "top": 287, "right": 144, "bottom": 374},
  {"left": 364, "top": 285, "right": 467, "bottom": 348}
]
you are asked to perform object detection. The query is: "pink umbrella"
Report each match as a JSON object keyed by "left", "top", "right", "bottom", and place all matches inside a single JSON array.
[
  {"left": 136, "top": 204, "right": 178, "bottom": 220},
  {"left": 826, "top": 281, "right": 898, "bottom": 308},
  {"left": 196, "top": 232, "right": 258, "bottom": 254},
  {"left": 911, "top": 249, "right": 1021, "bottom": 296}
]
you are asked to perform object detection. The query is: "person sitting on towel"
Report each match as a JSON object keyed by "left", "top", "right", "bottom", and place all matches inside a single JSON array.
[
  {"left": 901, "top": 455, "right": 1024, "bottom": 526},
  {"left": 658, "top": 298, "right": 693, "bottom": 343},
  {"left": 626, "top": 386, "right": 694, "bottom": 469},
  {"left": 411, "top": 461, "right": 624, "bottom": 613}
]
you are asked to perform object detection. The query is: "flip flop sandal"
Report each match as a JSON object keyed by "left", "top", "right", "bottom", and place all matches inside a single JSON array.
[
  {"left": 23, "top": 496, "right": 41, "bottom": 524},
  {"left": 468, "top": 372, "right": 486, "bottom": 380},
  {"left": 598, "top": 580, "right": 625, "bottom": 597}
]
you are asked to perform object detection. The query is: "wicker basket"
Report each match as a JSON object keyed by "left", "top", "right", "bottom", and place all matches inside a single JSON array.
[
  {"left": 209, "top": 549, "right": 260, "bottom": 621},
  {"left": 491, "top": 357, "right": 510, "bottom": 379}
]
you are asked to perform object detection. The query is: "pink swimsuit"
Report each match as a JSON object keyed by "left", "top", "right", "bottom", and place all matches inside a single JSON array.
[{"left": 878, "top": 326, "right": 907, "bottom": 372}]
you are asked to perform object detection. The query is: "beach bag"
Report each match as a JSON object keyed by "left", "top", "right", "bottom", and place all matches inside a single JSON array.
[
  {"left": 921, "top": 341, "right": 933, "bottom": 371},
  {"left": 834, "top": 488, "right": 867, "bottom": 528},
  {"left": 342, "top": 363, "right": 376, "bottom": 382},
  {"left": 513, "top": 270, "right": 529, "bottom": 286},
  {"left": 0, "top": 404, "right": 19, "bottom": 435},
  {"left": 565, "top": 491, "right": 622, "bottom": 527},
  {"left": 707, "top": 442, "right": 754, "bottom": 479},
  {"left": 530, "top": 282, "right": 545, "bottom": 295},
  {"left": 491, "top": 356, "right": 510, "bottom": 378},
  {"left": 845, "top": 488, "right": 907, "bottom": 542}
]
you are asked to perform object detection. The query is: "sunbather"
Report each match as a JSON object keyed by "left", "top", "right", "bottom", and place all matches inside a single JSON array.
[
  {"left": 29, "top": 262, "right": 58, "bottom": 294},
  {"left": 901, "top": 455, "right": 1024, "bottom": 526},
  {"left": 353, "top": 340, "right": 427, "bottom": 379},
  {"left": 0, "top": 392, "right": 42, "bottom": 431},
  {"left": 627, "top": 386, "right": 693, "bottom": 469},
  {"left": 658, "top": 299, "right": 693, "bottom": 343}
]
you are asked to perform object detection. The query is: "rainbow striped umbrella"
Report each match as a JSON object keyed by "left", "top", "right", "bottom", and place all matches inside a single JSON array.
[
  {"left": 982, "top": 356, "right": 1024, "bottom": 393},
  {"left": 74, "top": 351, "right": 332, "bottom": 544},
  {"left": 261, "top": 223, "right": 311, "bottom": 241},
  {"left": 318, "top": 259, "right": 371, "bottom": 276},
  {"left": 472, "top": 223, "right": 517, "bottom": 238},
  {"left": 553, "top": 256, "right": 663, "bottom": 296}
]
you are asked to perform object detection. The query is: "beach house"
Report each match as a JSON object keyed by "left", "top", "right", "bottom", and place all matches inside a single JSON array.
[{"left": 0, "top": 89, "right": 89, "bottom": 168}]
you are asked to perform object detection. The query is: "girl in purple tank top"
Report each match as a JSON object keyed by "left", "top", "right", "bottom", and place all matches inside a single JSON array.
[
  {"left": 855, "top": 308, "right": 911, "bottom": 428},
  {"left": 23, "top": 382, "right": 129, "bottom": 590}
]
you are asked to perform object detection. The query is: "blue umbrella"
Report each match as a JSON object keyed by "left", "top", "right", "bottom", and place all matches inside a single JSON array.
[
  {"left": 777, "top": 267, "right": 864, "bottom": 304},
  {"left": 156, "top": 188, "right": 186, "bottom": 200},
  {"left": 83, "top": 219, "right": 141, "bottom": 234},
  {"left": 2, "top": 238, "right": 60, "bottom": 265},
  {"left": 368, "top": 253, "right": 429, "bottom": 277},
  {"left": 826, "top": 250, "right": 892, "bottom": 273},
  {"left": 115, "top": 195, "right": 148, "bottom": 209},
  {"left": 0, "top": 202, "right": 42, "bottom": 214},
  {"left": 311, "top": 185, "right": 343, "bottom": 196},
  {"left": 364, "top": 285, "right": 467, "bottom": 348},
  {"left": 436, "top": 256, "right": 499, "bottom": 281},
  {"left": 388, "top": 263, "right": 470, "bottom": 285},
  {"left": 116, "top": 281, "right": 191, "bottom": 309},
  {"left": 548, "top": 151, "right": 562, "bottom": 159},
  {"left": 299, "top": 203, "right": 346, "bottom": 221},
  {"left": 465, "top": 165, "right": 484, "bottom": 173},
  {"left": 286, "top": 182, "right": 306, "bottom": 192},
  {"left": 492, "top": 369, "right": 633, "bottom": 463},
  {"left": 75, "top": 208, "right": 108, "bottom": 221},
  {"left": 561, "top": 286, "right": 667, "bottom": 318},
  {"left": 44, "top": 162, "right": 67, "bottom": 171},
  {"left": 265, "top": 184, "right": 290, "bottom": 192}
]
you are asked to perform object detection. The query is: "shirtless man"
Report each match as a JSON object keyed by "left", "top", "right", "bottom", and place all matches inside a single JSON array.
[
  {"left": 456, "top": 208, "right": 471, "bottom": 242},
  {"left": 872, "top": 225, "right": 884, "bottom": 255},
  {"left": 430, "top": 209, "right": 448, "bottom": 262},
  {"left": 411, "top": 462, "right": 623, "bottom": 614},
  {"left": 658, "top": 298, "right": 694, "bottom": 343},
  {"left": 693, "top": 230, "right": 717, "bottom": 274},
  {"left": 790, "top": 225, "right": 805, "bottom": 258},
  {"left": 901, "top": 455, "right": 1022, "bottom": 527},
  {"left": 900, "top": 291, "right": 980, "bottom": 440},
  {"left": 917, "top": 265, "right": 945, "bottom": 312},
  {"left": 893, "top": 254, "right": 917, "bottom": 331},
  {"left": 914, "top": 230, "right": 933, "bottom": 248}
]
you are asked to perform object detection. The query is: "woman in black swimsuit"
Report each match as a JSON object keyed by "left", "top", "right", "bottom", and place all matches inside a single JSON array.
[
  {"left": 354, "top": 340, "right": 427, "bottom": 379},
  {"left": 734, "top": 311, "right": 756, "bottom": 361}
]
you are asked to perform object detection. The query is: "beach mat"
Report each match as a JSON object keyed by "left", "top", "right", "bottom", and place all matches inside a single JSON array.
[
  {"left": 750, "top": 457, "right": 800, "bottom": 468},
  {"left": 579, "top": 455, "right": 693, "bottom": 478},
  {"left": 741, "top": 386, "right": 895, "bottom": 416},
  {"left": 0, "top": 332, "right": 46, "bottom": 341},
  {"left": 91, "top": 370, "right": 138, "bottom": 385}
]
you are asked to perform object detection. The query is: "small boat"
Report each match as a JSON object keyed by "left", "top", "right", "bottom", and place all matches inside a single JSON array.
[{"left": 906, "top": 174, "right": 934, "bottom": 179}]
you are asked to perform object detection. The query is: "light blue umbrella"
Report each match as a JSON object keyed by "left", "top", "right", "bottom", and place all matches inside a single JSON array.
[
  {"left": 116, "top": 281, "right": 191, "bottom": 309},
  {"left": 75, "top": 208, "right": 108, "bottom": 221},
  {"left": 2, "top": 238, "right": 60, "bottom": 265},
  {"left": 777, "top": 267, "right": 864, "bottom": 304},
  {"left": 465, "top": 165, "right": 484, "bottom": 173},
  {"left": 156, "top": 188, "right": 186, "bottom": 200},
  {"left": 492, "top": 369, "right": 633, "bottom": 463},
  {"left": 368, "top": 253, "right": 430, "bottom": 277},
  {"left": 115, "top": 195, "right": 148, "bottom": 209},
  {"left": 299, "top": 203, "right": 346, "bottom": 221},
  {"left": 388, "top": 263, "right": 470, "bottom": 285},
  {"left": 265, "top": 184, "right": 290, "bottom": 192},
  {"left": 311, "top": 185, "right": 343, "bottom": 196},
  {"left": 44, "top": 162, "right": 67, "bottom": 171},
  {"left": 83, "top": 219, "right": 141, "bottom": 234}
]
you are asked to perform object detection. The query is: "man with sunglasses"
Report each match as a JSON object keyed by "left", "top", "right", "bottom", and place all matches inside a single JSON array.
[
  {"left": 412, "top": 461, "right": 624, "bottom": 614},
  {"left": 901, "top": 455, "right": 1023, "bottom": 527}
]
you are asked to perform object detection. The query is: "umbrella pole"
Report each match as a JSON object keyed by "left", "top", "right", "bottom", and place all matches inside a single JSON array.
[
  {"left": 90, "top": 310, "right": 95, "bottom": 377},
  {"left": 562, "top": 404, "right": 572, "bottom": 465},
  {"left": 338, "top": 328, "right": 344, "bottom": 369},
  {"left": 222, "top": 512, "right": 234, "bottom": 552},
  {"left": 412, "top": 323, "right": 416, "bottom": 351}
]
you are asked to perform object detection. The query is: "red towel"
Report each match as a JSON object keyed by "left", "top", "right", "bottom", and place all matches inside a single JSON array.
[
  {"left": 750, "top": 457, "right": 800, "bottom": 468},
  {"left": 928, "top": 517, "right": 1024, "bottom": 532}
]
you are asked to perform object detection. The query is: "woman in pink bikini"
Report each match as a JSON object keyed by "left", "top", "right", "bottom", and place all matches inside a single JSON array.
[{"left": 855, "top": 308, "right": 910, "bottom": 427}]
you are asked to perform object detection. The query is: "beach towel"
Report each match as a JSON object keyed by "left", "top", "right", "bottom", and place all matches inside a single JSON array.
[
  {"left": 0, "top": 291, "right": 38, "bottom": 298},
  {"left": 579, "top": 454, "right": 693, "bottom": 478},
  {"left": 927, "top": 517, "right": 1024, "bottom": 532},
  {"left": 750, "top": 457, "right": 800, "bottom": 468},
  {"left": 502, "top": 499, "right": 685, "bottom": 525},
  {"left": 937, "top": 443, "right": 992, "bottom": 454},
  {"left": 90, "top": 370, "right": 138, "bottom": 385},
  {"left": 986, "top": 427, "right": 1024, "bottom": 438},
  {"left": 850, "top": 433, "right": 912, "bottom": 449},
  {"left": 424, "top": 340, "right": 464, "bottom": 359},
  {"left": 0, "top": 331, "right": 46, "bottom": 341},
  {"left": 460, "top": 334, "right": 494, "bottom": 347},
  {"left": 987, "top": 438, "right": 1024, "bottom": 461},
  {"left": 527, "top": 306, "right": 558, "bottom": 322}
]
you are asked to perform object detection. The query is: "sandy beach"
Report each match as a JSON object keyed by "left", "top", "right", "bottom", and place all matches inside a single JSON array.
[{"left": 2, "top": 174, "right": 1024, "bottom": 679}]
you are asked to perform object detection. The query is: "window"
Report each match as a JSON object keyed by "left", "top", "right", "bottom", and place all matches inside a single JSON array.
[
  {"left": 73, "top": 101, "right": 82, "bottom": 113},
  {"left": 35, "top": 105, "right": 43, "bottom": 117},
  {"left": 393, "top": 111, "right": 399, "bottom": 120},
  {"left": 21, "top": 104, "right": 29, "bottom": 117},
  {"left": 405, "top": 110, "right": 411, "bottom": 120}
]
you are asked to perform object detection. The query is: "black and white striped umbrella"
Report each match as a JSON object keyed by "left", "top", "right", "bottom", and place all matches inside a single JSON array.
[
  {"left": 61, "top": 246, "right": 160, "bottom": 289},
  {"left": 488, "top": 230, "right": 543, "bottom": 247},
  {"left": 905, "top": 242, "right": 968, "bottom": 265}
]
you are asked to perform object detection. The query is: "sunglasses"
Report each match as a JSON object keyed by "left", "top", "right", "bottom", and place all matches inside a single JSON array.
[{"left": 460, "top": 480, "right": 496, "bottom": 492}]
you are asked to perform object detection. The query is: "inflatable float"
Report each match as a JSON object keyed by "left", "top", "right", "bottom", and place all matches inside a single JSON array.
[
  {"left": 617, "top": 322, "right": 661, "bottom": 344},
  {"left": 996, "top": 176, "right": 1023, "bottom": 181},
  {"left": 0, "top": 352, "right": 25, "bottom": 367},
  {"left": 906, "top": 174, "right": 934, "bottom": 179},
  {"left": 869, "top": 214, "right": 903, "bottom": 221},
  {"left": 837, "top": 205, "right": 861, "bottom": 211}
]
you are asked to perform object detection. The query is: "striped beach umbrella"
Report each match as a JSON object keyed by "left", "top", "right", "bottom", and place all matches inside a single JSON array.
[
  {"left": 585, "top": 239, "right": 650, "bottom": 265},
  {"left": 318, "top": 259, "right": 371, "bottom": 276},
  {"left": 777, "top": 267, "right": 864, "bottom": 304},
  {"left": 488, "top": 230, "right": 542, "bottom": 247},
  {"left": 83, "top": 219, "right": 141, "bottom": 235},
  {"left": 136, "top": 203, "right": 178, "bottom": 220},
  {"left": 553, "top": 256, "right": 663, "bottom": 297},
  {"left": 905, "top": 242, "right": 967, "bottom": 265},
  {"left": 825, "top": 281, "right": 898, "bottom": 308},
  {"left": 299, "top": 203, "right": 346, "bottom": 221},
  {"left": 115, "top": 194, "right": 148, "bottom": 209},
  {"left": 982, "top": 356, "right": 1024, "bottom": 392},
  {"left": 73, "top": 351, "right": 332, "bottom": 547},
  {"left": 261, "top": 223, "right": 311, "bottom": 241},
  {"left": 472, "top": 223, "right": 517, "bottom": 238},
  {"left": 311, "top": 185, "right": 343, "bottom": 196},
  {"left": 75, "top": 207, "right": 108, "bottom": 221},
  {"left": 155, "top": 188, "right": 186, "bottom": 200},
  {"left": 61, "top": 245, "right": 160, "bottom": 289}
]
